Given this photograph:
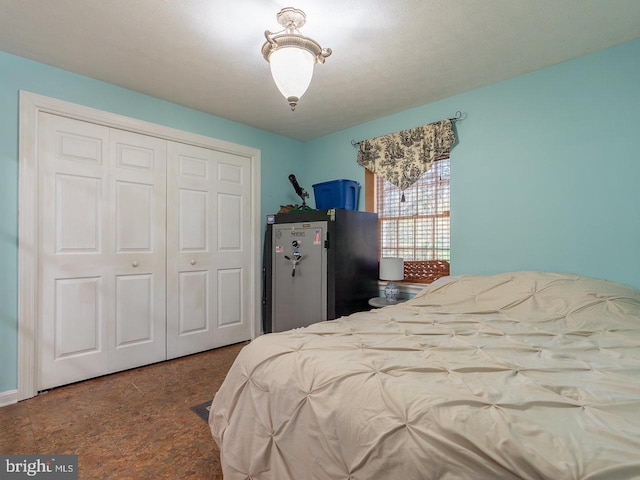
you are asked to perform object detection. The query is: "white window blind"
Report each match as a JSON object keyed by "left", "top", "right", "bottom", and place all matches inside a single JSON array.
[{"left": 376, "top": 156, "right": 450, "bottom": 283}]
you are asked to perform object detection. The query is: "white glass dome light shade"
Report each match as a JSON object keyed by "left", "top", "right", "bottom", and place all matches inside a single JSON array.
[
  {"left": 269, "top": 47, "right": 316, "bottom": 110},
  {"left": 262, "top": 8, "right": 331, "bottom": 110}
]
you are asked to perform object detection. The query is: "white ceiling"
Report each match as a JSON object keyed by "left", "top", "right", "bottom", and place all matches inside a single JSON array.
[{"left": 1, "top": 0, "right": 639, "bottom": 141}]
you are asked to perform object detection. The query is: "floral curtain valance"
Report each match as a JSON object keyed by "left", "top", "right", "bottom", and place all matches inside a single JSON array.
[{"left": 356, "top": 119, "right": 456, "bottom": 191}]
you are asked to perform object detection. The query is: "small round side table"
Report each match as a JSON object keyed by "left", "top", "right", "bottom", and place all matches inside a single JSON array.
[{"left": 368, "top": 297, "right": 407, "bottom": 308}]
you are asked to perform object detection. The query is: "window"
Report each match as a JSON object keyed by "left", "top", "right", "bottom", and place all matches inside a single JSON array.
[{"left": 368, "top": 156, "right": 450, "bottom": 284}]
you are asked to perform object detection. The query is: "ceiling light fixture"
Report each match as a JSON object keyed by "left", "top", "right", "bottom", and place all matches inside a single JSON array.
[{"left": 262, "top": 7, "right": 332, "bottom": 111}]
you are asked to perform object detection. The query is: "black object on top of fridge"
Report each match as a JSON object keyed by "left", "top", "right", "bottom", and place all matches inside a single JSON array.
[{"left": 262, "top": 209, "right": 378, "bottom": 333}]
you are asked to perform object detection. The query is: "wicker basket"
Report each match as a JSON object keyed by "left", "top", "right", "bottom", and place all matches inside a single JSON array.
[{"left": 403, "top": 260, "right": 450, "bottom": 284}]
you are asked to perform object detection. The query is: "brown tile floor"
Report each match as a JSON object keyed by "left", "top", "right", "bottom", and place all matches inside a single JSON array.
[{"left": 0, "top": 342, "right": 247, "bottom": 479}]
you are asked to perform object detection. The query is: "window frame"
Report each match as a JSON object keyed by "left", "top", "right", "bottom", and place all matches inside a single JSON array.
[{"left": 365, "top": 155, "right": 451, "bottom": 284}]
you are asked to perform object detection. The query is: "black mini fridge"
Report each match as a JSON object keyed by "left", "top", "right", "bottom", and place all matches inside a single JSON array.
[{"left": 262, "top": 209, "right": 378, "bottom": 333}]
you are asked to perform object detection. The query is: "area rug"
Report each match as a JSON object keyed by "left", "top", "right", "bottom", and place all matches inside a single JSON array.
[{"left": 190, "top": 400, "right": 212, "bottom": 423}]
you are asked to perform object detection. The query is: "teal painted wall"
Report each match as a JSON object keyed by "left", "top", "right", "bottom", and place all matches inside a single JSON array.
[
  {"left": 0, "top": 52, "right": 304, "bottom": 394},
  {"left": 3, "top": 38, "right": 640, "bottom": 396},
  {"left": 303, "top": 38, "right": 640, "bottom": 292}
]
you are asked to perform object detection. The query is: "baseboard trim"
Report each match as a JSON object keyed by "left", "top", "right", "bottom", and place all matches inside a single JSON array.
[{"left": 0, "top": 389, "right": 18, "bottom": 407}]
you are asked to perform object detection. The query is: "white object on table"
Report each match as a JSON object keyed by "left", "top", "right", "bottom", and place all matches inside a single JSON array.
[{"left": 380, "top": 257, "right": 404, "bottom": 302}]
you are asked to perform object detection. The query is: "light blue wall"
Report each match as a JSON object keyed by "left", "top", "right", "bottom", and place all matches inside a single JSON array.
[
  {"left": 303, "top": 38, "right": 640, "bottom": 291},
  {"left": 0, "top": 52, "right": 304, "bottom": 393},
  {"left": 3, "top": 38, "right": 640, "bottom": 395}
]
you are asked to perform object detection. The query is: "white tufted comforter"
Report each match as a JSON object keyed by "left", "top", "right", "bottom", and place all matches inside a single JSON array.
[{"left": 210, "top": 272, "right": 640, "bottom": 479}]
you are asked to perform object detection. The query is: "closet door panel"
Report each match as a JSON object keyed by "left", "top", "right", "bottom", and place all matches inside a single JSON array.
[
  {"left": 179, "top": 270, "right": 209, "bottom": 334},
  {"left": 38, "top": 113, "right": 111, "bottom": 390},
  {"left": 218, "top": 193, "right": 242, "bottom": 250},
  {"left": 108, "top": 128, "right": 167, "bottom": 372},
  {"left": 55, "top": 174, "right": 102, "bottom": 252},
  {"left": 167, "top": 143, "right": 252, "bottom": 358},
  {"left": 115, "top": 181, "right": 153, "bottom": 251},
  {"left": 54, "top": 277, "right": 102, "bottom": 357},
  {"left": 114, "top": 274, "right": 155, "bottom": 354},
  {"left": 217, "top": 268, "right": 242, "bottom": 327},
  {"left": 212, "top": 151, "right": 252, "bottom": 346},
  {"left": 179, "top": 189, "right": 208, "bottom": 250}
]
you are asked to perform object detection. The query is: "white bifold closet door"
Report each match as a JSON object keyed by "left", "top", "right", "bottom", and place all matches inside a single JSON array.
[
  {"left": 166, "top": 142, "right": 252, "bottom": 358},
  {"left": 38, "top": 114, "right": 167, "bottom": 389},
  {"left": 37, "top": 113, "right": 252, "bottom": 390}
]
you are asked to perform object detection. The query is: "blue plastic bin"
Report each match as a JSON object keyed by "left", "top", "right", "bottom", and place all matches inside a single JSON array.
[{"left": 312, "top": 179, "right": 360, "bottom": 210}]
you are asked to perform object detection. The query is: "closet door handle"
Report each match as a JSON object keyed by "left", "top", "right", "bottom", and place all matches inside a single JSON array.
[
  {"left": 190, "top": 259, "right": 196, "bottom": 265},
  {"left": 132, "top": 261, "right": 139, "bottom": 268}
]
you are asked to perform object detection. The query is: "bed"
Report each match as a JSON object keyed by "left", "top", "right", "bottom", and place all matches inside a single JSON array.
[{"left": 210, "top": 271, "right": 640, "bottom": 479}]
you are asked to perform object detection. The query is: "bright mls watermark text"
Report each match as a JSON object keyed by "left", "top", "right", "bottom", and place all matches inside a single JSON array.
[{"left": 1, "top": 455, "right": 78, "bottom": 480}]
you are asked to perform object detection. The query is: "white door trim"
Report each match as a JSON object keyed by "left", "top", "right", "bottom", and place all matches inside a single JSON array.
[{"left": 18, "top": 91, "right": 261, "bottom": 400}]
